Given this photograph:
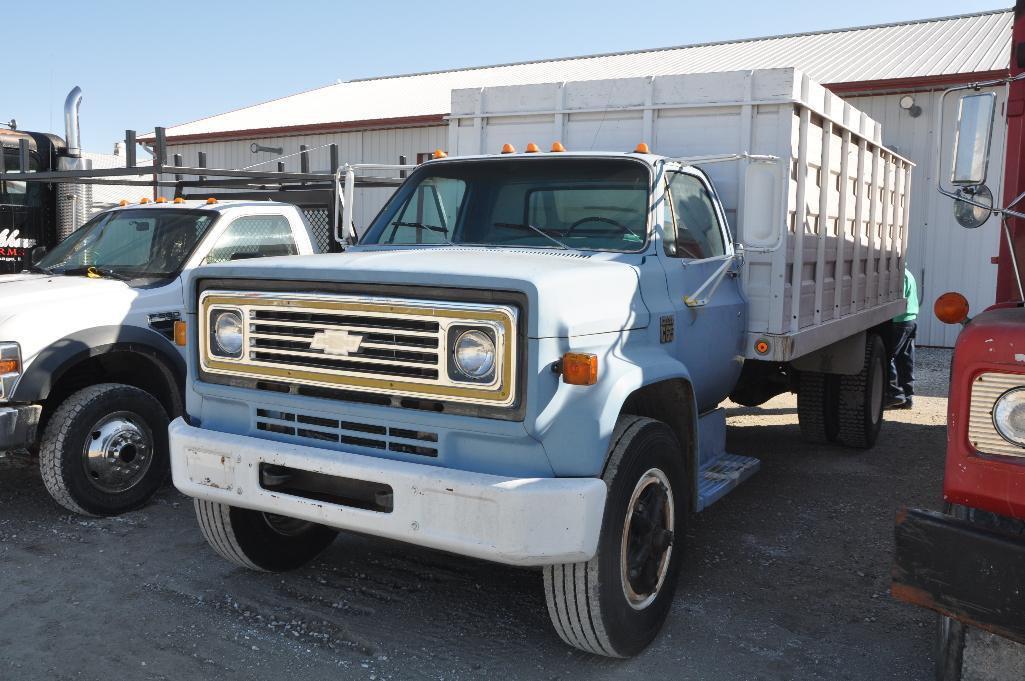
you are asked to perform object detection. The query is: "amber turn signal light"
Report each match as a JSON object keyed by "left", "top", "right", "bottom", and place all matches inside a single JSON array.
[
  {"left": 173, "top": 320, "right": 188, "bottom": 346},
  {"left": 0, "top": 358, "right": 18, "bottom": 374},
  {"left": 560, "top": 352, "right": 599, "bottom": 386},
  {"left": 934, "top": 291, "right": 970, "bottom": 325}
]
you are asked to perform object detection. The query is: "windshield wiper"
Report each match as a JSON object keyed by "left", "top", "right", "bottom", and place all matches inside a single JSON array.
[
  {"left": 390, "top": 221, "right": 453, "bottom": 245},
  {"left": 493, "top": 222, "right": 574, "bottom": 250},
  {"left": 61, "top": 266, "right": 132, "bottom": 281}
]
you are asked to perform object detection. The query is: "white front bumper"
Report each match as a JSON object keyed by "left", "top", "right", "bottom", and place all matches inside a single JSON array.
[{"left": 169, "top": 418, "right": 607, "bottom": 566}]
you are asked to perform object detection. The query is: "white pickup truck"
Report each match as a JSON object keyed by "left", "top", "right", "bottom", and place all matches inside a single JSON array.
[{"left": 0, "top": 199, "right": 317, "bottom": 515}]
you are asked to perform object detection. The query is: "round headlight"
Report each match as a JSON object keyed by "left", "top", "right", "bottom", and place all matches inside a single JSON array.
[
  {"left": 213, "top": 310, "right": 244, "bottom": 357},
  {"left": 994, "top": 387, "right": 1025, "bottom": 447},
  {"left": 452, "top": 330, "right": 496, "bottom": 380}
]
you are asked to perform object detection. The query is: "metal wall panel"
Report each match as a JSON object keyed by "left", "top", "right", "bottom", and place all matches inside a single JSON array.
[{"left": 845, "top": 87, "right": 1006, "bottom": 348}]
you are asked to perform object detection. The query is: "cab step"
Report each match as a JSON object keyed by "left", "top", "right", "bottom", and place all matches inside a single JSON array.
[{"left": 695, "top": 408, "right": 760, "bottom": 511}]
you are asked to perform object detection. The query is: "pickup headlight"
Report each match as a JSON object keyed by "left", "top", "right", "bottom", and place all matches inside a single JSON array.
[
  {"left": 0, "top": 342, "right": 22, "bottom": 400},
  {"left": 210, "top": 309, "right": 244, "bottom": 359},
  {"left": 448, "top": 327, "right": 497, "bottom": 383},
  {"left": 993, "top": 387, "right": 1025, "bottom": 447}
]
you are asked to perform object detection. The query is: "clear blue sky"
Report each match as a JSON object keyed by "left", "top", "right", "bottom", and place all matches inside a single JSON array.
[{"left": 3, "top": 0, "right": 1008, "bottom": 151}]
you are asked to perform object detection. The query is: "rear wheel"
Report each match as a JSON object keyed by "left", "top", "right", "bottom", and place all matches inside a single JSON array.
[
  {"left": 542, "top": 416, "right": 687, "bottom": 657},
  {"left": 835, "top": 333, "right": 886, "bottom": 449},
  {"left": 797, "top": 371, "right": 838, "bottom": 444},
  {"left": 194, "top": 499, "right": 339, "bottom": 572}
]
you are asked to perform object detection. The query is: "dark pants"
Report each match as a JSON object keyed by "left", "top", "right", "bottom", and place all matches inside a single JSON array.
[{"left": 888, "top": 321, "right": 916, "bottom": 403}]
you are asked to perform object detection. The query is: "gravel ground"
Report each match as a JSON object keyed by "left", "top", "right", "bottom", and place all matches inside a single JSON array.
[{"left": 0, "top": 349, "right": 955, "bottom": 680}]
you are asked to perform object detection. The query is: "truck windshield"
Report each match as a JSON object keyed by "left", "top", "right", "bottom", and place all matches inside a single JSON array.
[
  {"left": 361, "top": 158, "right": 650, "bottom": 252},
  {"left": 34, "top": 208, "right": 217, "bottom": 280}
]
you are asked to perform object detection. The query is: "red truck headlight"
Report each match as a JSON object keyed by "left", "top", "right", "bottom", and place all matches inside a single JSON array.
[{"left": 994, "top": 387, "right": 1025, "bottom": 447}]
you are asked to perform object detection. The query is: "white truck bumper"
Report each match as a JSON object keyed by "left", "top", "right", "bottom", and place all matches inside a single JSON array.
[{"left": 169, "top": 418, "right": 607, "bottom": 566}]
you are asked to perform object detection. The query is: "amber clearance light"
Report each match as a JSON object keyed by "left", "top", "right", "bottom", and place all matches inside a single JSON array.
[
  {"left": 0, "top": 358, "right": 18, "bottom": 374},
  {"left": 173, "top": 320, "right": 188, "bottom": 347},
  {"left": 934, "top": 292, "right": 970, "bottom": 325},
  {"left": 559, "top": 352, "right": 599, "bottom": 386}
]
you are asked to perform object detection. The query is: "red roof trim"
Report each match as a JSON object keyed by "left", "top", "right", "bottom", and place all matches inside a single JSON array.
[
  {"left": 156, "top": 71, "right": 1011, "bottom": 144},
  {"left": 825, "top": 69, "right": 1010, "bottom": 95},
  {"left": 157, "top": 114, "right": 447, "bottom": 145}
]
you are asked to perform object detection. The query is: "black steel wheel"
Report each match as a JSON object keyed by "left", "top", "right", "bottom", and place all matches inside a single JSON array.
[{"left": 543, "top": 415, "right": 687, "bottom": 657}]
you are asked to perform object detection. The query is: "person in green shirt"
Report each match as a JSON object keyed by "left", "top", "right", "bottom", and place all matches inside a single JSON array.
[{"left": 886, "top": 267, "right": 919, "bottom": 409}]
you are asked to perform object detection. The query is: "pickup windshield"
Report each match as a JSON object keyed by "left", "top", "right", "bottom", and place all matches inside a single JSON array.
[
  {"left": 34, "top": 208, "right": 217, "bottom": 281},
  {"left": 360, "top": 158, "right": 649, "bottom": 252}
]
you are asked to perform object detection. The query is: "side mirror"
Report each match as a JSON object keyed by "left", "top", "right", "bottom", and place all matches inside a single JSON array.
[
  {"left": 29, "top": 245, "right": 47, "bottom": 264},
  {"left": 951, "top": 92, "right": 996, "bottom": 186}
]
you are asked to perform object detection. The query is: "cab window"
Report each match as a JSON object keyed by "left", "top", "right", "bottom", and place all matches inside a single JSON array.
[
  {"left": 665, "top": 172, "right": 726, "bottom": 259},
  {"left": 206, "top": 215, "right": 298, "bottom": 263}
]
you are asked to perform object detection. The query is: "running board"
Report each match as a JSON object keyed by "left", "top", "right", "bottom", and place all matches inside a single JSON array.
[{"left": 695, "top": 408, "right": 760, "bottom": 511}]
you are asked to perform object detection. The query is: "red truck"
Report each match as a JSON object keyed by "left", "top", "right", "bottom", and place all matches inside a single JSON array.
[{"left": 891, "top": 3, "right": 1025, "bottom": 679}]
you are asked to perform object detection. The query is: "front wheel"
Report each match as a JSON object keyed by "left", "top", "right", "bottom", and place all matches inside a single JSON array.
[
  {"left": 195, "top": 499, "right": 339, "bottom": 572},
  {"left": 39, "top": 383, "right": 169, "bottom": 516},
  {"left": 543, "top": 415, "right": 687, "bottom": 657}
]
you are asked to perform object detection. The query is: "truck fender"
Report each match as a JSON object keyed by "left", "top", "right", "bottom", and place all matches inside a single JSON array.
[
  {"left": 12, "top": 325, "right": 186, "bottom": 404},
  {"left": 534, "top": 340, "right": 698, "bottom": 478}
]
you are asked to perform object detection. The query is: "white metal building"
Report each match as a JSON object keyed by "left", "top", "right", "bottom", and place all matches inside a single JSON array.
[{"left": 145, "top": 9, "right": 1012, "bottom": 346}]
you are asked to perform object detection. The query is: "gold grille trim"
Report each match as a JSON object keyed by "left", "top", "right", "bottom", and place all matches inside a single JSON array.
[
  {"left": 968, "top": 372, "right": 1025, "bottom": 458},
  {"left": 200, "top": 291, "right": 517, "bottom": 406}
]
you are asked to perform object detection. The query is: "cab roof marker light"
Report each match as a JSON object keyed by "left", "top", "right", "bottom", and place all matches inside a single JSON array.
[
  {"left": 525, "top": 142, "right": 540, "bottom": 153},
  {"left": 634, "top": 142, "right": 650, "bottom": 154},
  {"left": 173, "top": 197, "right": 185, "bottom": 204},
  {"left": 118, "top": 199, "right": 129, "bottom": 206},
  {"left": 206, "top": 197, "right": 218, "bottom": 204},
  {"left": 501, "top": 143, "right": 516, "bottom": 154},
  {"left": 551, "top": 141, "right": 566, "bottom": 152},
  {"left": 155, "top": 197, "right": 167, "bottom": 203},
  {"left": 432, "top": 149, "right": 448, "bottom": 159},
  {"left": 139, "top": 197, "right": 150, "bottom": 204}
]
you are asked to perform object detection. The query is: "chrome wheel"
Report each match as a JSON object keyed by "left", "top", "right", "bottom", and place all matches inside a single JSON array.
[
  {"left": 620, "top": 467, "right": 675, "bottom": 610},
  {"left": 82, "top": 411, "right": 154, "bottom": 493}
]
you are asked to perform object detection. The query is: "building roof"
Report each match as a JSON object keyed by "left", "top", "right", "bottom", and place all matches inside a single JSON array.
[{"left": 152, "top": 9, "right": 1012, "bottom": 143}]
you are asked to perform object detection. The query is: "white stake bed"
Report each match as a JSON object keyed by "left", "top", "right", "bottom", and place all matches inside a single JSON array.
[{"left": 448, "top": 68, "right": 913, "bottom": 361}]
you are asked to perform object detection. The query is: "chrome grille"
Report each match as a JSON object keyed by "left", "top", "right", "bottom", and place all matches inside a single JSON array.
[
  {"left": 256, "top": 408, "right": 439, "bottom": 457},
  {"left": 248, "top": 308, "right": 441, "bottom": 381},
  {"left": 968, "top": 372, "right": 1025, "bottom": 458},
  {"left": 200, "top": 291, "right": 517, "bottom": 406}
]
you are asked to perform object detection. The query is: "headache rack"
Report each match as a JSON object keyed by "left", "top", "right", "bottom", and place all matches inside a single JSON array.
[{"left": 0, "top": 126, "right": 415, "bottom": 253}]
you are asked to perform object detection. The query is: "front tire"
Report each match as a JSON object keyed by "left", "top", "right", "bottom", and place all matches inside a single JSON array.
[
  {"left": 39, "top": 383, "right": 169, "bottom": 516},
  {"left": 543, "top": 416, "right": 687, "bottom": 657},
  {"left": 195, "top": 499, "right": 339, "bottom": 572}
]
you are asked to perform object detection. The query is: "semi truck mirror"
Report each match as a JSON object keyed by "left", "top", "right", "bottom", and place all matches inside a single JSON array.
[
  {"left": 954, "top": 184, "right": 993, "bottom": 229},
  {"left": 951, "top": 92, "right": 997, "bottom": 186},
  {"left": 29, "top": 246, "right": 47, "bottom": 264}
]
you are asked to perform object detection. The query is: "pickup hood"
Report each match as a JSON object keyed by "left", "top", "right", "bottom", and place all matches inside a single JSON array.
[
  {"left": 0, "top": 273, "right": 145, "bottom": 343},
  {"left": 193, "top": 247, "right": 651, "bottom": 338}
]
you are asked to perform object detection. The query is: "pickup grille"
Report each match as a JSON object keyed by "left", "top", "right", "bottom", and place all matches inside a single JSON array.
[
  {"left": 200, "top": 291, "right": 517, "bottom": 406},
  {"left": 968, "top": 372, "right": 1025, "bottom": 458}
]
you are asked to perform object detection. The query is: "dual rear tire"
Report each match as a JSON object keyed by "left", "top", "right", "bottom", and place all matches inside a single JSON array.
[{"left": 797, "top": 333, "right": 886, "bottom": 449}]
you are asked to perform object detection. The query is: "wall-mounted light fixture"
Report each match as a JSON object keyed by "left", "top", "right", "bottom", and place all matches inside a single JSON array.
[{"left": 899, "top": 95, "right": 922, "bottom": 118}]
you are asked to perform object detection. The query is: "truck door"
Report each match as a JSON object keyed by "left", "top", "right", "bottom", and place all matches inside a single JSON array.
[
  {"left": 0, "top": 148, "right": 46, "bottom": 275},
  {"left": 658, "top": 167, "right": 746, "bottom": 411}
]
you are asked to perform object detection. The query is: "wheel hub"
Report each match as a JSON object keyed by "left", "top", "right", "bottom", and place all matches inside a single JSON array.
[
  {"left": 621, "top": 468, "right": 675, "bottom": 610},
  {"left": 83, "top": 412, "right": 154, "bottom": 494}
]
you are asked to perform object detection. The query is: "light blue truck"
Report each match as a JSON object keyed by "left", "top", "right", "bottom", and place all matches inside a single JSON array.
[{"left": 169, "top": 70, "right": 912, "bottom": 656}]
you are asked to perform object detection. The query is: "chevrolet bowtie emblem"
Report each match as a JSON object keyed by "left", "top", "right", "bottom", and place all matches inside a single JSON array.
[{"left": 309, "top": 329, "right": 364, "bottom": 356}]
